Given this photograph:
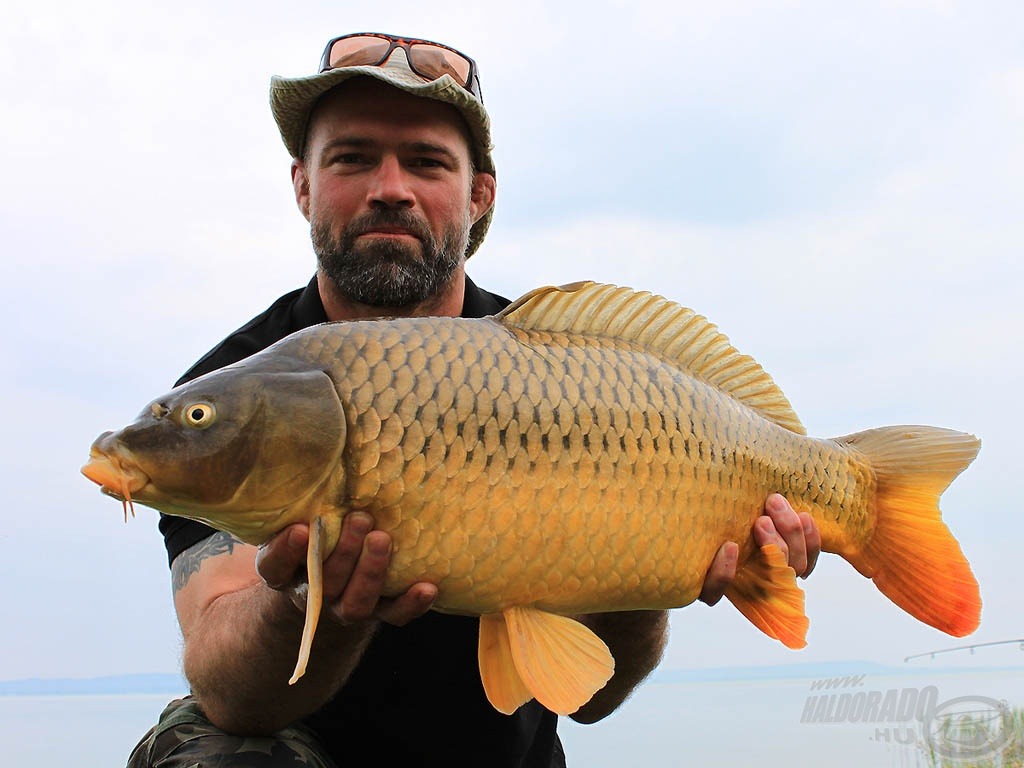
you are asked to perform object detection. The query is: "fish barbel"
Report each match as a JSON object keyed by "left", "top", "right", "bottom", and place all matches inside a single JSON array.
[{"left": 82, "top": 282, "right": 981, "bottom": 715}]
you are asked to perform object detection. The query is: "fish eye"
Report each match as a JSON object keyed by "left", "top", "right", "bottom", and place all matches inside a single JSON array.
[{"left": 183, "top": 402, "right": 216, "bottom": 429}]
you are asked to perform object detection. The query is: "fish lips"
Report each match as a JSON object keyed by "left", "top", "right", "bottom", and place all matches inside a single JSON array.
[{"left": 81, "top": 435, "right": 152, "bottom": 504}]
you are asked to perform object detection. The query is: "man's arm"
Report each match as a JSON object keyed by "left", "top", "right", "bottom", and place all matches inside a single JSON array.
[
  {"left": 174, "top": 513, "right": 436, "bottom": 735},
  {"left": 570, "top": 494, "right": 821, "bottom": 724}
]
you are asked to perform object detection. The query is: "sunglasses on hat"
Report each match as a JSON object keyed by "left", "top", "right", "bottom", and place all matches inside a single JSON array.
[{"left": 319, "top": 33, "right": 483, "bottom": 102}]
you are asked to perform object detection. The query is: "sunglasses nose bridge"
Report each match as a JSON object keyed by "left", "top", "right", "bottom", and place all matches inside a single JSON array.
[{"left": 380, "top": 42, "right": 412, "bottom": 69}]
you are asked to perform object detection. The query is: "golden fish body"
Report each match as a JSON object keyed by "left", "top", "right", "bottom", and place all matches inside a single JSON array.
[
  {"left": 83, "top": 282, "right": 980, "bottom": 716},
  {"left": 319, "top": 318, "right": 865, "bottom": 617}
]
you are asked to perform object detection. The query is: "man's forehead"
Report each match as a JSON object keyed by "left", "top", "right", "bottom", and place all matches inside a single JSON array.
[{"left": 307, "top": 78, "right": 474, "bottom": 150}]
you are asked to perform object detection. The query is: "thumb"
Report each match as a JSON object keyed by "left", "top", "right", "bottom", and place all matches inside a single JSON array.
[{"left": 256, "top": 525, "right": 309, "bottom": 589}]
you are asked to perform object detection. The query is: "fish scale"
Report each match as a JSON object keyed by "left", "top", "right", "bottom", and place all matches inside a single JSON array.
[{"left": 82, "top": 281, "right": 981, "bottom": 715}]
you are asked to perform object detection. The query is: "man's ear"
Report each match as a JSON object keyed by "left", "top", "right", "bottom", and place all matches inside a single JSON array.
[
  {"left": 291, "top": 159, "right": 311, "bottom": 221},
  {"left": 469, "top": 172, "right": 496, "bottom": 225}
]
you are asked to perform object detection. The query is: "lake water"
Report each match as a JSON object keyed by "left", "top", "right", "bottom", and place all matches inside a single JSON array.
[
  {"left": 1, "top": 692, "right": 174, "bottom": 767},
  {"left": 4, "top": 670, "right": 1022, "bottom": 767},
  {"left": 559, "top": 669, "right": 1024, "bottom": 767}
]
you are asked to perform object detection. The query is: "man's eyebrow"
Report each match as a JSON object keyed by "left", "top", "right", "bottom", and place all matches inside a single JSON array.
[
  {"left": 318, "top": 136, "right": 375, "bottom": 158},
  {"left": 406, "top": 141, "right": 459, "bottom": 162},
  {"left": 317, "top": 137, "right": 461, "bottom": 165}
]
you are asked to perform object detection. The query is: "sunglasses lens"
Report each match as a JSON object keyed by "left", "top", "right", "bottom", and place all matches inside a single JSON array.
[
  {"left": 407, "top": 43, "right": 472, "bottom": 87},
  {"left": 326, "top": 36, "right": 393, "bottom": 69}
]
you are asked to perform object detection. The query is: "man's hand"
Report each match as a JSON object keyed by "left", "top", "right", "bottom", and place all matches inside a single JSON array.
[
  {"left": 699, "top": 494, "right": 821, "bottom": 606},
  {"left": 256, "top": 512, "right": 438, "bottom": 627},
  {"left": 177, "top": 512, "right": 437, "bottom": 735}
]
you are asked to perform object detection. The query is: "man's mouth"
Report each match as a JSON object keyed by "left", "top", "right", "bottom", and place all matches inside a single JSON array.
[{"left": 357, "top": 227, "right": 420, "bottom": 239}]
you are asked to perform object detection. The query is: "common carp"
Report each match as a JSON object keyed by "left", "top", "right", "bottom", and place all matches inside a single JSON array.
[{"left": 82, "top": 282, "right": 981, "bottom": 716}]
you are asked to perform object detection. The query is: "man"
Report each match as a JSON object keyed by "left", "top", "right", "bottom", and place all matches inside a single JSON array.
[{"left": 128, "top": 33, "right": 820, "bottom": 768}]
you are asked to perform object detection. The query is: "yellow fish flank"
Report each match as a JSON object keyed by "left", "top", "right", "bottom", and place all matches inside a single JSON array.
[{"left": 82, "top": 282, "right": 981, "bottom": 716}]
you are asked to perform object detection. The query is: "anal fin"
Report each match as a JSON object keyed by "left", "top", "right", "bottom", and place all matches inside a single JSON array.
[
  {"left": 488, "top": 606, "right": 615, "bottom": 716},
  {"left": 724, "top": 543, "right": 808, "bottom": 649}
]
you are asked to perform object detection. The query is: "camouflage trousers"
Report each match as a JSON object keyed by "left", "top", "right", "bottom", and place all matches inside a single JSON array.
[{"left": 126, "top": 696, "right": 337, "bottom": 768}]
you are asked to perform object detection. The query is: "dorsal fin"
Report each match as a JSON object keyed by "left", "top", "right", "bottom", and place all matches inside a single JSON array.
[{"left": 497, "top": 282, "right": 805, "bottom": 435}]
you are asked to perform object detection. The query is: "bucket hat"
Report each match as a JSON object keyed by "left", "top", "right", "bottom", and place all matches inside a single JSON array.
[{"left": 270, "top": 35, "right": 495, "bottom": 256}]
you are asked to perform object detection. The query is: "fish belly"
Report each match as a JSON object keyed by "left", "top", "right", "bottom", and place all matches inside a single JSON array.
[{"left": 306, "top": 318, "right": 875, "bottom": 617}]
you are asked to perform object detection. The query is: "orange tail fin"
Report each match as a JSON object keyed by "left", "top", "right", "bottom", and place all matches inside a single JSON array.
[{"left": 837, "top": 426, "right": 981, "bottom": 636}]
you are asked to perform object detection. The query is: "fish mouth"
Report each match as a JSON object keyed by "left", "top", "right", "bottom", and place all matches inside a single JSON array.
[{"left": 81, "top": 442, "right": 151, "bottom": 520}]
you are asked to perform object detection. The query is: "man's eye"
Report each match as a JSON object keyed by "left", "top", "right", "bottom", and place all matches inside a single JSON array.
[
  {"left": 329, "top": 152, "right": 370, "bottom": 165},
  {"left": 412, "top": 157, "right": 444, "bottom": 168}
]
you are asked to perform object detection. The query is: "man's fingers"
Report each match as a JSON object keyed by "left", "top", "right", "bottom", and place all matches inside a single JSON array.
[
  {"left": 699, "top": 541, "right": 739, "bottom": 606},
  {"left": 800, "top": 512, "right": 821, "bottom": 578},
  {"left": 329, "top": 530, "right": 392, "bottom": 624},
  {"left": 256, "top": 525, "right": 309, "bottom": 589},
  {"left": 760, "top": 493, "right": 808, "bottom": 576},
  {"left": 322, "top": 512, "right": 374, "bottom": 599},
  {"left": 375, "top": 583, "right": 438, "bottom": 626},
  {"left": 753, "top": 514, "right": 787, "bottom": 562}
]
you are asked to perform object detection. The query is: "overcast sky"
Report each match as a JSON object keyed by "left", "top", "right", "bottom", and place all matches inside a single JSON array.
[{"left": 2, "top": 0, "right": 1021, "bottom": 704}]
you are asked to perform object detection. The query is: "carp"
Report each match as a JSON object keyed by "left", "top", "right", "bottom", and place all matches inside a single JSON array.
[{"left": 82, "top": 282, "right": 981, "bottom": 716}]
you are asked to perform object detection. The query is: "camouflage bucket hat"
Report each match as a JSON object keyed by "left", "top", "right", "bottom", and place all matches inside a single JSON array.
[{"left": 269, "top": 34, "right": 495, "bottom": 257}]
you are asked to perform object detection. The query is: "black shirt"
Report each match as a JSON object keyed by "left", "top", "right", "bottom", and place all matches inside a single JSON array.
[{"left": 160, "top": 275, "right": 566, "bottom": 768}]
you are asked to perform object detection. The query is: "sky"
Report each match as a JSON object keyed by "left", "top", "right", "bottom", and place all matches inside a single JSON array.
[{"left": 2, "top": 0, "right": 1021, "bottom": 705}]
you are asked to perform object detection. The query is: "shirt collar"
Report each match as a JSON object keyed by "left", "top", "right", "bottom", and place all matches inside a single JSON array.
[{"left": 297, "top": 273, "right": 507, "bottom": 323}]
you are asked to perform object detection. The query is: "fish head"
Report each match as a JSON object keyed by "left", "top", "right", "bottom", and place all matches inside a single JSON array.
[{"left": 82, "top": 366, "right": 346, "bottom": 543}]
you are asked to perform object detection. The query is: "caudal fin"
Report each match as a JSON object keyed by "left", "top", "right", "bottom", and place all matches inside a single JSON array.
[{"left": 838, "top": 426, "right": 981, "bottom": 637}]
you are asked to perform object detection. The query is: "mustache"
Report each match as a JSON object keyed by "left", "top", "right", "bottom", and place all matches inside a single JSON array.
[{"left": 347, "top": 209, "right": 433, "bottom": 241}]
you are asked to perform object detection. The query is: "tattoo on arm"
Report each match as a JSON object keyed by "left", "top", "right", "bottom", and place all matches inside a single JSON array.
[{"left": 171, "top": 532, "right": 238, "bottom": 594}]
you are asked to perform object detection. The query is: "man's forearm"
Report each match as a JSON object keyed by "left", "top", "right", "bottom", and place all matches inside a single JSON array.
[
  {"left": 183, "top": 582, "right": 375, "bottom": 734},
  {"left": 570, "top": 609, "right": 669, "bottom": 724}
]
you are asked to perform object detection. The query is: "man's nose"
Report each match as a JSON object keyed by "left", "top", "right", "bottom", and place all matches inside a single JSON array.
[{"left": 367, "top": 155, "right": 414, "bottom": 208}]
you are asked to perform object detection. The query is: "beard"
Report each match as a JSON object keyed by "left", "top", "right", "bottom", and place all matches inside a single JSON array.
[{"left": 311, "top": 207, "right": 470, "bottom": 308}]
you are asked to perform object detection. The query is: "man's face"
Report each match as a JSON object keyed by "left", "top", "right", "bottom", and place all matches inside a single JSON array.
[{"left": 293, "top": 78, "right": 494, "bottom": 308}]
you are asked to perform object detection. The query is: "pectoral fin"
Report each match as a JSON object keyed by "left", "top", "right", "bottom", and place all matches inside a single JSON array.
[
  {"left": 478, "top": 606, "right": 615, "bottom": 716},
  {"left": 288, "top": 514, "right": 340, "bottom": 685},
  {"left": 724, "top": 543, "right": 809, "bottom": 649}
]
